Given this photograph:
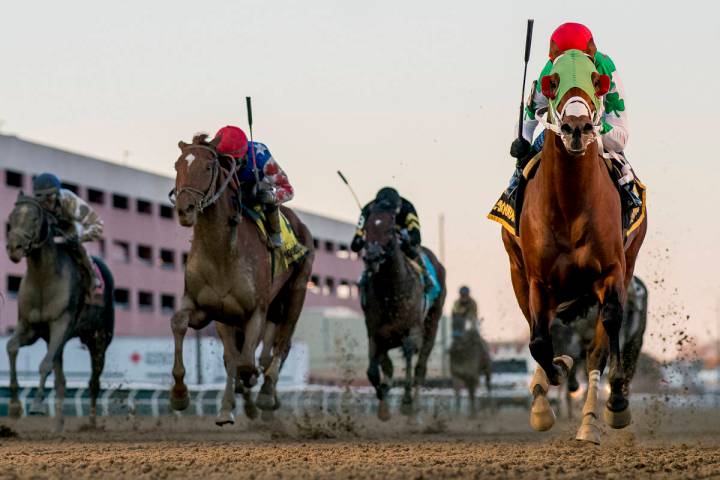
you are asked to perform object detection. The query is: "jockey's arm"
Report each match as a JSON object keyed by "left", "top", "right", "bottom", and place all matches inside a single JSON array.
[
  {"left": 400, "top": 201, "right": 421, "bottom": 247},
  {"left": 58, "top": 189, "right": 104, "bottom": 242},
  {"left": 521, "top": 61, "right": 553, "bottom": 144},
  {"left": 350, "top": 204, "right": 370, "bottom": 253},
  {"left": 259, "top": 154, "right": 294, "bottom": 204},
  {"left": 599, "top": 71, "right": 629, "bottom": 153}
]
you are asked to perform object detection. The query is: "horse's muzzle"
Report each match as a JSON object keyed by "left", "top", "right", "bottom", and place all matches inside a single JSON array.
[
  {"left": 6, "top": 240, "right": 26, "bottom": 263},
  {"left": 176, "top": 202, "right": 197, "bottom": 227}
]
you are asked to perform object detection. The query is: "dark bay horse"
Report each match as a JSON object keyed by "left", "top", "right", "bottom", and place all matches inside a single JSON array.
[
  {"left": 449, "top": 328, "right": 492, "bottom": 417},
  {"left": 5, "top": 194, "right": 114, "bottom": 432},
  {"left": 170, "top": 134, "right": 314, "bottom": 426},
  {"left": 552, "top": 276, "right": 648, "bottom": 419},
  {"left": 500, "top": 50, "right": 647, "bottom": 444},
  {"left": 362, "top": 207, "right": 446, "bottom": 421}
]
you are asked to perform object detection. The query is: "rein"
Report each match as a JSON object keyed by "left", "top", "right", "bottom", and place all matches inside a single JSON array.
[{"left": 169, "top": 144, "right": 240, "bottom": 213}]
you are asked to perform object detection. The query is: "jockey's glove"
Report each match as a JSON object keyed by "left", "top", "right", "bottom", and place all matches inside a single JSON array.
[
  {"left": 510, "top": 137, "right": 531, "bottom": 159},
  {"left": 256, "top": 186, "right": 277, "bottom": 205}
]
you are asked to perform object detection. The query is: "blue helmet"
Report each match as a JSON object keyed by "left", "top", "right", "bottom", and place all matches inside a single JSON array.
[
  {"left": 459, "top": 286, "right": 470, "bottom": 296},
  {"left": 33, "top": 173, "right": 61, "bottom": 195}
]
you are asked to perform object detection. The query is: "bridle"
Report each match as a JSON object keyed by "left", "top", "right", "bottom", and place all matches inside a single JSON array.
[
  {"left": 363, "top": 210, "right": 400, "bottom": 270},
  {"left": 11, "top": 196, "right": 54, "bottom": 255},
  {"left": 168, "top": 144, "right": 240, "bottom": 213}
]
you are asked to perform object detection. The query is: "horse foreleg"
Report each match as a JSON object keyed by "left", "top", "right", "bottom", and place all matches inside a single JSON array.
[
  {"left": 170, "top": 306, "right": 207, "bottom": 411},
  {"left": 6, "top": 322, "right": 38, "bottom": 418},
  {"left": 598, "top": 277, "right": 631, "bottom": 429},
  {"left": 215, "top": 324, "right": 239, "bottom": 425},
  {"left": 367, "top": 339, "right": 390, "bottom": 421},
  {"left": 31, "top": 313, "right": 70, "bottom": 416},
  {"left": 400, "top": 337, "right": 415, "bottom": 416},
  {"left": 576, "top": 320, "right": 609, "bottom": 444},
  {"left": 87, "top": 338, "right": 108, "bottom": 426},
  {"left": 237, "top": 309, "right": 264, "bottom": 389},
  {"left": 53, "top": 353, "right": 66, "bottom": 433}
]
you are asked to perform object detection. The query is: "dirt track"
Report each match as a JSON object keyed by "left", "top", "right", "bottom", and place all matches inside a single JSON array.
[{"left": 1, "top": 403, "right": 719, "bottom": 479}]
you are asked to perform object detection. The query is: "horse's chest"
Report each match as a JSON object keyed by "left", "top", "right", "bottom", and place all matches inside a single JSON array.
[
  {"left": 18, "top": 282, "right": 71, "bottom": 324},
  {"left": 185, "top": 266, "right": 258, "bottom": 319}
]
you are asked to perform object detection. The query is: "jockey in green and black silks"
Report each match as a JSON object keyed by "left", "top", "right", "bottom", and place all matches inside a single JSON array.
[{"left": 507, "top": 22, "right": 641, "bottom": 209}]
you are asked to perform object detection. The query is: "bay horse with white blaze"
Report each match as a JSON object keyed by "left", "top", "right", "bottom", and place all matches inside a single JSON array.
[
  {"left": 169, "top": 134, "right": 314, "bottom": 425},
  {"left": 362, "top": 206, "right": 446, "bottom": 421},
  {"left": 500, "top": 50, "right": 647, "bottom": 444}
]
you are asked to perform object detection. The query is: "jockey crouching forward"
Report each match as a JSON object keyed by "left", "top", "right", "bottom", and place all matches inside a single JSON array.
[
  {"left": 507, "top": 22, "right": 641, "bottom": 210},
  {"left": 350, "top": 187, "right": 432, "bottom": 291},
  {"left": 215, "top": 126, "right": 294, "bottom": 248},
  {"left": 32, "top": 173, "right": 103, "bottom": 303}
]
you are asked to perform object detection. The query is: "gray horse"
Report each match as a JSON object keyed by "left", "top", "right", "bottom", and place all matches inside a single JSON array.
[
  {"left": 552, "top": 276, "right": 648, "bottom": 419},
  {"left": 5, "top": 194, "right": 114, "bottom": 432},
  {"left": 450, "top": 327, "right": 492, "bottom": 417}
]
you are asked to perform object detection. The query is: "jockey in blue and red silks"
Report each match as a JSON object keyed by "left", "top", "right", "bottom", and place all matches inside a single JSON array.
[
  {"left": 507, "top": 22, "right": 641, "bottom": 209},
  {"left": 215, "top": 125, "right": 294, "bottom": 248}
]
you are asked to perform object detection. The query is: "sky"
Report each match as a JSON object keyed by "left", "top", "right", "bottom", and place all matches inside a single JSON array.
[{"left": 1, "top": 0, "right": 718, "bottom": 359}]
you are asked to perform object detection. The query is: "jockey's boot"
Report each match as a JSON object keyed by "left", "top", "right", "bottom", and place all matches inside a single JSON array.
[
  {"left": 621, "top": 182, "right": 642, "bottom": 209},
  {"left": 265, "top": 206, "right": 283, "bottom": 249}
]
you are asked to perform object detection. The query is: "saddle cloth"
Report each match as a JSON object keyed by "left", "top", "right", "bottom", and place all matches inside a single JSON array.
[
  {"left": 406, "top": 251, "right": 442, "bottom": 311},
  {"left": 243, "top": 205, "right": 308, "bottom": 276},
  {"left": 487, "top": 154, "right": 646, "bottom": 241}
]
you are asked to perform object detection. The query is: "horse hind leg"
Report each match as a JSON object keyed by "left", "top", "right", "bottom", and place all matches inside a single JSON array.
[
  {"left": 256, "top": 322, "right": 279, "bottom": 411},
  {"left": 87, "top": 337, "right": 109, "bottom": 427},
  {"left": 367, "top": 340, "right": 391, "bottom": 421}
]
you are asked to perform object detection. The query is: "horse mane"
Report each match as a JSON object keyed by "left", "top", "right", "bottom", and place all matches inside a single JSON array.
[{"left": 192, "top": 133, "right": 211, "bottom": 146}]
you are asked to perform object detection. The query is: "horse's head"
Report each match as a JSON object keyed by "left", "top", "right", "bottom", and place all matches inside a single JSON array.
[
  {"left": 363, "top": 208, "right": 398, "bottom": 273},
  {"left": 172, "top": 134, "right": 223, "bottom": 227},
  {"left": 540, "top": 49, "right": 611, "bottom": 157},
  {"left": 6, "top": 193, "right": 50, "bottom": 263}
]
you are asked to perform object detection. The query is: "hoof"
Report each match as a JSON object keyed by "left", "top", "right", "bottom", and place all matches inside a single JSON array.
[
  {"left": 215, "top": 411, "right": 235, "bottom": 426},
  {"left": 377, "top": 400, "right": 391, "bottom": 422},
  {"left": 169, "top": 392, "right": 190, "bottom": 411},
  {"left": 530, "top": 395, "right": 555, "bottom": 431},
  {"left": 576, "top": 417, "right": 602, "bottom": 444},
  {"left": 604, "top": 405, "right": 632, "bottom": 429},
  {"left": 8, "top": 401, "right": 23, "bottom": 419},
  {"left": 244, "top": 401, "right": 259, "bottom": 420},
  {"left": 28, "top": 401, "right": 49, "bottom": 416},
  {"left": 256, "top": 392, "right": 276, "bottom": 411}
]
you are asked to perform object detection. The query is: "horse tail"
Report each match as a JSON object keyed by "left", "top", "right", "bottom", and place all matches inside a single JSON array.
[{"left": 91, "top": 256, "right": 116, "bottom": 339}]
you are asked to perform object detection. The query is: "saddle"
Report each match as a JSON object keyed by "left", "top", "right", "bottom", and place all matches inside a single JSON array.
[
  {"left": 487, "top": 153, "right": 646, "bottom": 241},
  {"left": 240, "top": 204, "right": 308, "bottom": 277}
]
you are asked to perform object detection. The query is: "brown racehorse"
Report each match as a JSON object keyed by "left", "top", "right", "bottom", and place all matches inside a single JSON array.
[
  {"left": 501, "top": 56, "right": 647, "bottom": 444},
  {"left": 169, "top": 134, "right": 314, "bottom": 426}
]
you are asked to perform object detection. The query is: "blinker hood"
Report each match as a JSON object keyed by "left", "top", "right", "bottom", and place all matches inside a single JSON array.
[{"left": 547, "top": 49, "right": 603, "bottom": 114}]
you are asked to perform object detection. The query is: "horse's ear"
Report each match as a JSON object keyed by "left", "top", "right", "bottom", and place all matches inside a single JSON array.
[
  {"left": 541, "top": 73, "right": 560, "bottom": 100},
  {"left": 592, "top": 72, "right": 611, "bottom": 97},
  {"left": 178, "top": 140, "right": 188, "bottom": 150},
  {"left": 209, "top": 135, "right": 222, "bottom": 148}
]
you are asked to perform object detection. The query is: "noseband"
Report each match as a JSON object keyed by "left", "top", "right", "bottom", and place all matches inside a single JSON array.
[{"left": 169, "top": 144, "right": 240, "bottom": 213}]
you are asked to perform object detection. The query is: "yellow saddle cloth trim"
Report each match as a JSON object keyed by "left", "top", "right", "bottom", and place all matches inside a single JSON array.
[{"left": 251, "top": 206, "right": 308, "bottom": 273}]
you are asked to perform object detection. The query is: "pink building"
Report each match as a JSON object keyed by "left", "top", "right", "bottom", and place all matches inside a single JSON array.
[{"left": 0, "top": 134, "right": 362, "bottom": 336}]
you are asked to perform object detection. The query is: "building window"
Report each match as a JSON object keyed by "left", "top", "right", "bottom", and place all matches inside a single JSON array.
[
  {"left": 182, "top": 252, "right": 189, "bottom": 266},
  {"left": 159, "top": 249, "right": 175, "bottom": 269},
  {"left": 61, "top": 182, "right": 79, "bottom": 195},
  {"left": 161, "top": 294, "right": 176, "bottom": 314},
  {"left": 137, "top": 244, "right": 153, "bottom": 265},
  {"left": 138, "top": 291, "right": 154, "bottom": 311},
  {"left": 87, "top": 188, "right": 105, "bottom": 205},
  {"left": 337, "top": 280, "right": 351, "bottom": 299},
  {"left": 324, "top": 241, "right": 334, "bottom": 253},
  {"left": 312, "top": 238, "right": 319, "bottom": 250},
  {"left": 137, "top": 199, "right": 152, "bottom": 215},
  {"left": 114, "top": 288, "right": 130, "bottom": 309},
  {"left": 112, "top": 194, "right": 129, "bottom": 210},
  {"left": 336, "top": 244, "right": 350, "bottom": 259},
  {"left": 6, "top": 275, "right": 21, "bottom": 298},
  {"left": 5, "top": 222, "right": 10, "bottom": 239},
  {"left": 111, "top": 241, "right": 130, "bottom": 263},
  {"left": 5, "top": 170, "right": 23, "bottom": 188},
  {"left": 160, "top": 205, "right": 174, "bottom": 219},
  {"left": 308, "top": 275, "right": 320, "bottom": 295},
  {"left": 323, "top": 277, "right": 335, "bottom": 296}
]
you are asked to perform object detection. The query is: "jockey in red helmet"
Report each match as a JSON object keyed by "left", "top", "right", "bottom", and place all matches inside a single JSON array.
[
  {"left": 215, "top": 125, "right": 294, "bottom": 248},
  {"left": 507, "top": 22, "right": 640, "bottom": 209}
]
